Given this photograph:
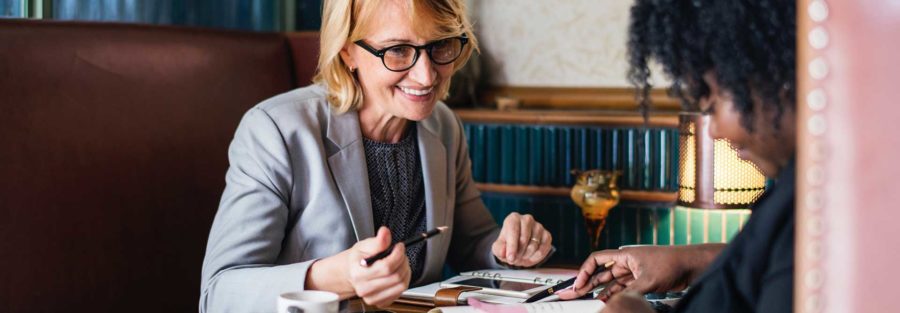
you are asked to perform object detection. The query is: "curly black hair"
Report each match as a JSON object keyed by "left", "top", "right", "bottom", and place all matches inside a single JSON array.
[{"left": 628, "top": 0, "right": 796, "bottom": 132}]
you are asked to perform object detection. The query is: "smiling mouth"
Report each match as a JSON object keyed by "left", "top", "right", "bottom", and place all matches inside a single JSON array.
[{"left": 398, "top": 86, "right": 434, "bottom": 96}]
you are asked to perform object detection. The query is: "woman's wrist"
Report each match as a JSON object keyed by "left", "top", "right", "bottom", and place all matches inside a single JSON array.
[
  {"left": 304, "top": 252, "right": 356, "bottom": 299},
  {"left": 679, "top": 243, "right": 726, "bottom": 282}
]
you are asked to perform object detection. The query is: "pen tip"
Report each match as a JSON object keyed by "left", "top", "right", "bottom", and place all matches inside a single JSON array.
[{"left": 437, "top": 226, "right": 449, "bottom": 232}]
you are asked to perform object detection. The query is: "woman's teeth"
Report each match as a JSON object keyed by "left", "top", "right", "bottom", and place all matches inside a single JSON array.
[{"left": 399, "top": 86, "right": 433, "bottom": 96}]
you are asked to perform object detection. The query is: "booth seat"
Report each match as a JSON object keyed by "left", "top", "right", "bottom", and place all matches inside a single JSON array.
[{"left": 0, "top": 19, "right": 318, "bottom": 312}]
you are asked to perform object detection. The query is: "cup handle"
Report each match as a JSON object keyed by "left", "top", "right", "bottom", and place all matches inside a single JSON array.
[{"left": 287, "top": 306, "right": 305, "bottom": 313}]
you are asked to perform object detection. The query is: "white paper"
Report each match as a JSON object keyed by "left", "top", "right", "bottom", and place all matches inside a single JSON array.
[{"left": 427, "top": 300, "right": 605, "bottom": 313}]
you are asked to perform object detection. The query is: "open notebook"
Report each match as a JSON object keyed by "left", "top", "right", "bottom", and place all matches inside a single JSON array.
[{"left": 454, "top": 268, "right": 578, "bottom": 285}]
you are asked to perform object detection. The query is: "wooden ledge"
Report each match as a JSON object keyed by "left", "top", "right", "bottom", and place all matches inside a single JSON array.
[
  {"left": 455, "top": 109, "right": 679, "bottom": 127},
  {"left": 483, "top": 86, "right": 681, "bottom": 111},
  {"left": 476, "top": 183, "right": 677, "bottom": 203}
]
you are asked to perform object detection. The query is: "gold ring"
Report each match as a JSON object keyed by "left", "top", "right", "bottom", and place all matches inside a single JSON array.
[{"left": 530, "top": 237, "right": 540, "bottom": 243}]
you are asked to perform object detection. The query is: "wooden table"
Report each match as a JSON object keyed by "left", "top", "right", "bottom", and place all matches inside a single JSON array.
[
  {"left": 344, "top": 264, "right": 583, "bottom": 312},
  {"left": 346, "top": 299, "right": 434, "bottom": 313}
]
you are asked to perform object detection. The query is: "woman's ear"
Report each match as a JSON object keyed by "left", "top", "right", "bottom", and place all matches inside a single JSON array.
[{"left": 339, "top": 44, "right": 356, "bottom": 72}]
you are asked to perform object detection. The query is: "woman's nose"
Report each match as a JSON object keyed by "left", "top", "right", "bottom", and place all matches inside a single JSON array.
[
  {"left": 706, "top": 115, "right": 722, "bottom": 140},
  {"left": 408, "top": 52, "right": 437, "bottom": 86}
]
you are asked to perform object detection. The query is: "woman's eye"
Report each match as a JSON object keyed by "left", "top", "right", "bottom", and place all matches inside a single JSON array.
[{"left": 385, "top": 46, "right": 411, "bottom": 58}]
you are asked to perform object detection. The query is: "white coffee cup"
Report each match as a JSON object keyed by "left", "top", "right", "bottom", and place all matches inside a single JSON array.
[{"left": 277, "top": 290, "right": 339, "bottom": 313}]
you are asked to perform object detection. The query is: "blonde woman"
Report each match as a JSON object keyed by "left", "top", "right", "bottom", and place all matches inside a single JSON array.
[{"left": 200, "top": 1, "right": 554, "bottom": 311}]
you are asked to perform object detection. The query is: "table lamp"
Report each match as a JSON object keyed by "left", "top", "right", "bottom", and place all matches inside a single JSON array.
[{"left": 677, "top": 112, "right": 766, "bottom": 209}]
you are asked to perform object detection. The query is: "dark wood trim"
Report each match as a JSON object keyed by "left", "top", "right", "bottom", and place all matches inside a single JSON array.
[
  {"left": 475, "top": 183, "right": 678, "bottom": 203},
  {"left": 482, "top": 86, "right": 681, "bottom": 111},
  {"left": 454, "top": 109, "right": 679, "bottom": 127}
]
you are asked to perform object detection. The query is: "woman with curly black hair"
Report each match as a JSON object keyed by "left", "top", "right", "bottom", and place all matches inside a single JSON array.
[{"left": 558, "top": 0, "right": 797, "bottom": 312}]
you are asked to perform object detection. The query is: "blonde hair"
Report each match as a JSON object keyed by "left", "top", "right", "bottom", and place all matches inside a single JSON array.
[{"left": 313, "top": 0, "right": 479, "bottom": 114}]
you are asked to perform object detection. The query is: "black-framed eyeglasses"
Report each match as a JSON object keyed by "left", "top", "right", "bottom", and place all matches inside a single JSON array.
[{"left": 354, "top": 36, "right": 468, "bottom": 72}]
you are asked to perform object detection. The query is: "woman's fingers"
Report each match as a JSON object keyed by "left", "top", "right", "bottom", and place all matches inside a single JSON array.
[
  {"left": 355, "top": 267, "right": 408, "bottom": 298},
  {"left": 599, "top": 281, "right": 626, "bottom": 301},
  {"left": 382, "top": 243, "right": 407, "bottom": 273},
  {"left": 516, "top": 214, "right": 535, "bottom": 261},
  {"left": 354, "top": 247, "right": 411, "bottom": 307},
  {"left": 521, "top": 226, "right": 552, "bottom": 265},
  {"left": 523, "top": 223, "right": 542, "bottom": 257},
  {"left": 573, "top": 254, "right": 602, "bottom": 289},
  {"left": 348, "top": 230, "right": 411, "bottom": 307},
  {"left": 601, "top": 292, "right": 655, "bottom": 313},
  {"left": 555, "top": 287, "right": 582, "bottom": 300},
  {"left": 493, "top": 213, "right": 555, "bottom": 267},
  {"left": 528, "top": 229, "right": 553, "bottom": 264},
  {"left": 365, "top": 279, "right": 409, "bottom": 307},
  {"left": 503, "top": 213, "right": 522, "bottom": 262}
]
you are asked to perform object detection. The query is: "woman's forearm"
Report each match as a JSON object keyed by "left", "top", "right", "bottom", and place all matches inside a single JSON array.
[{"left": 679, "top": 243, "right": 726, "bottom": 282}]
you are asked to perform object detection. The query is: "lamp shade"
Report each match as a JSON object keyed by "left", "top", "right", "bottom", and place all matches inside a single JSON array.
[{"left": 677, "top": 112, "right": 766, "bottom": 209}]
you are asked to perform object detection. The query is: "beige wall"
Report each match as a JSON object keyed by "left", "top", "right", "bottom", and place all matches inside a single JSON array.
[{"left": 472, "top": 0, "right": 666, "bottom": 88}]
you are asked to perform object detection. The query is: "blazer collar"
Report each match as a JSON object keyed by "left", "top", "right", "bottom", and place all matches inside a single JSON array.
[
  {"left": 326, "top": 109, "right": 374, "bottom": 241},
  {"left": 326, "top": 107, "right": 362, "bottom": 149},
  {"left": 416, "top": 117, "right": 450, "bottom": 285}
]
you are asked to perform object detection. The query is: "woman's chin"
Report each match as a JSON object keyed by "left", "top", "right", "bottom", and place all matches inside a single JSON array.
[
  {"left": 397, "top": 99, "right": 437, "bottom": 121},
  {"left": 402, "top": 106, "right": 436, "bottom": 121}
]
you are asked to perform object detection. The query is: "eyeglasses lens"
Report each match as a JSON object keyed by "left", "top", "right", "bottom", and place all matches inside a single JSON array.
[{"left": 382, "top": 38, "right": 463, "bottom": 71}]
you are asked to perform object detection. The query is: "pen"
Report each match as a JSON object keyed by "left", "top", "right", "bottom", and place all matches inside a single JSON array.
[
  {"left": 360, "top": 226, "right": 449, "bottom": 266},
  {"left": 523, "top": 260, "right": 616, "bottom": 303}
]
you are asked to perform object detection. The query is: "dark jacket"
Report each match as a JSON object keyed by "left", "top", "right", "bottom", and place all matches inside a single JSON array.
[{"left": 675, "top": 161, "right": 795, "bottom": 313}]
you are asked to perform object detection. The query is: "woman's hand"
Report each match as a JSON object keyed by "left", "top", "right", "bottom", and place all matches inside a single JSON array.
[
  {"left": 601, "top": 292, "right": 655, "bottom": 313},
  {"left": 346, "top": 227, "right": 412, "bottom": 307},
  {"left": 491, "top": 212, "right": 553, "bottom": 267},
  {"left": 306, "top": 227, "right": 411, "bottom": 307},
  {"left": 557, "top": 244, "right": 724, "bottom": 301}
]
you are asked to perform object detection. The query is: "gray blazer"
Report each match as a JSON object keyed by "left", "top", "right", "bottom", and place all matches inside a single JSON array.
[{"left": 200, "top": 85, "right": 502, "bottom": 313}]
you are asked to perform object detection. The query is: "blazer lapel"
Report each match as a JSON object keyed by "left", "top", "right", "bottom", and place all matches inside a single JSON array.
[
  {"left": 326, "top": 109, "right": 374, "bottom": 242},
  {"left": 416, "top": 119, "right": 450, "bottom": 284}
]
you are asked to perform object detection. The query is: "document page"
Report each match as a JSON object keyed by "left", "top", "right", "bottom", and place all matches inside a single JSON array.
[{"left": 427, "top": 299, "right": 605, "bottom": 313}]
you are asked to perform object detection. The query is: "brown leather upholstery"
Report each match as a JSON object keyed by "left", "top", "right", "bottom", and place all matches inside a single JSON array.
[
  {"left": 0, "top": 19, "right": 318, "bottom": 312},
  {"left": 796, "top": 1, "right": 900, "bottom": 312}
]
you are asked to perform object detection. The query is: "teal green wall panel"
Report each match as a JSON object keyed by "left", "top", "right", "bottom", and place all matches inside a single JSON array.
[
  {"left": 674, "top": 208, "right": 689, "bottom": 245},
  {"left": 725, "top": 210, "right": 746, "bottom": 241},
  {"left": 656, "top": 208, "right": 673, "bottom": 246},
  {"left": 689, "top": 209, "right": 705, "bottom": 244},
  {"left": 708, "top": 211, "right": 724, "bottom": 243}
]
